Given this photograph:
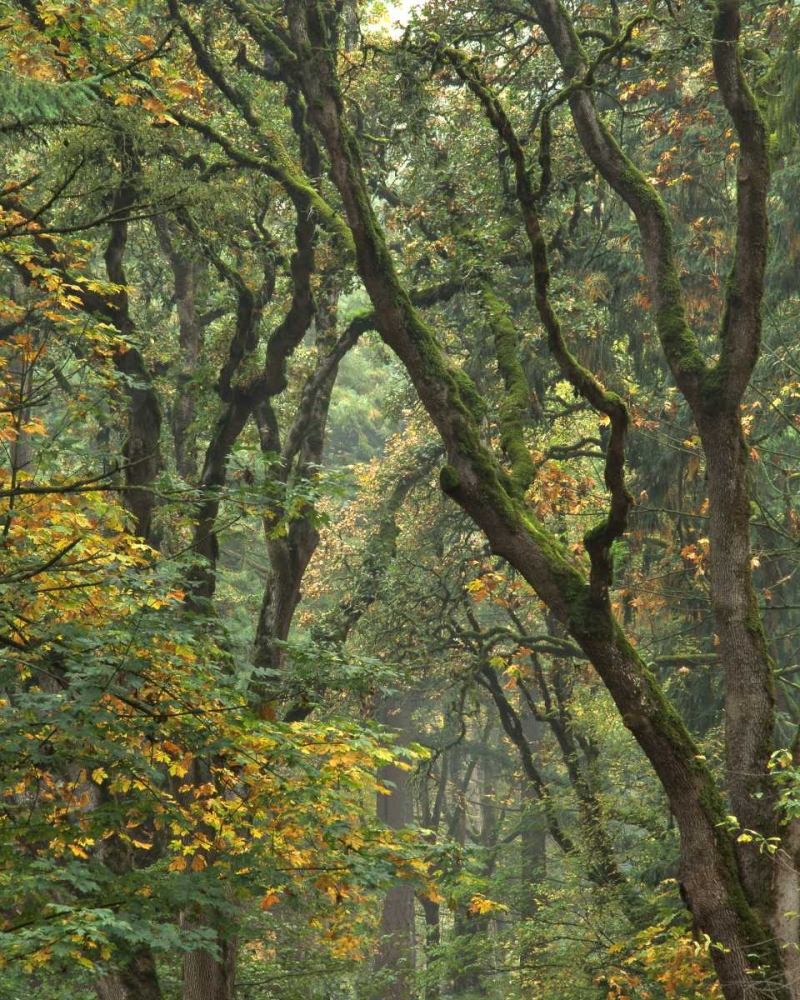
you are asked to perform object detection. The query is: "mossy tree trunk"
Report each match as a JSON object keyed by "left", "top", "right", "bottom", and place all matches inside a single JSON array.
[
  {"left": 277, "top": 2, "right": 791, "bottom": 996},
  {"left": 525, "top": 0, "right": 789, "bottom": 976}
]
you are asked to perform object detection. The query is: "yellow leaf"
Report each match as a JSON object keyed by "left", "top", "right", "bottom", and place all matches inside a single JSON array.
[
  {"left": 141, "top": 97, "right": 166, "bottom": 113},
  {"left": 259, "top": 892, "right": 281, "bottom": 910}
]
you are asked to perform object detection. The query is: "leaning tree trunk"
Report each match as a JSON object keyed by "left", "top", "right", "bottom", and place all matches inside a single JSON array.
[{"left": 283, "top": 3, "right": 790, "bottom": 995}]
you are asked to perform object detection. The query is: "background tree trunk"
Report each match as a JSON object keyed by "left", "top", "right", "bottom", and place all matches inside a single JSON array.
[{"left": 372, "top": 695, "right": 416, "bottom": 999}]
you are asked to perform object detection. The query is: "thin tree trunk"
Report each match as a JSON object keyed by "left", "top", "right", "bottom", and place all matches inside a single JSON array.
[
  {"left": 519, "top": 706, "right": 545, "bottom": 1000},
  {"left": 372, "top": 696, "right": 416, "bottom": 999},
  {"left": 154, "top": 217, "right": 210, "bottom": 481}
]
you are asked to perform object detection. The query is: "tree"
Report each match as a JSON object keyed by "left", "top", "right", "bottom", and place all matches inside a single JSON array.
[
  {"left": 262, "top": 1, "right": 799, "bottom": 996},
  {"left": 4, "top": 0, "right": 800, "bottom": 997}
]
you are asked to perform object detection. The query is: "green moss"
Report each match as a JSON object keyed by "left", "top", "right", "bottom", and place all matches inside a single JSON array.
[
  {"left": 745, "top": 607, "right": 763, "bottom": 637},
  {"left": 613, "top": 161, "right": 705, "bottom": 380},
  {"left": 656, "top": 272, "right": 705, "bottom": 377},
  {"left": 699, "top": 359, "right": 730, "bottom": 413},
  {"left": 439, "top": 464, "right": 460, "bottom": 493},
  {"left": 480, "top": 284, "right": 536, "bottom": 493},
  {"left": 451, "top": 367, "right": 487, "bottom": 420}
]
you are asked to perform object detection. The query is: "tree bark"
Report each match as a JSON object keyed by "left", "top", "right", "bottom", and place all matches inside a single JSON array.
[
  {"left": 154, "top": 217, "right": 210, "bottom": 481},
  {"left": 519, "top": 704, "right": 545, "bottom": 1000},
  {"left": 372, "top": 696, "right": 416, "bottom": 1000},
  {"left": 181, "top": 933, "right": 236, "bottom": 1000}
]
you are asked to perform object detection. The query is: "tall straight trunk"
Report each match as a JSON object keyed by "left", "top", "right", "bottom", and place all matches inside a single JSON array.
[
  {"left": 519, "top": 707, "right": 546, "bottom": 1000},
  {"left": 181, "top": 926, "right": 236, "bottom": 1000},
  {"left": 372, "top": 696, "right": 416, "bottom": 999},
  {"left": 418, "top": 752, "right": 448, "bottom": 1000},
  {"left": 699, "top": 410, "right": 777, "bottom": 908},
  {"left": 104, "top": 185, "right": 162, "bottom": 546},
  {"left": 447, "top": 741, "right": 491, "bottom": 999},
  {"left": 154, "top": 217, "right": 211, "bottom": 481},
  {"left": 93, "top": 185, "right": 163, "bottom": 999},
  {"left": 519, "top": 701, "right": 547, "bottom": 892}
]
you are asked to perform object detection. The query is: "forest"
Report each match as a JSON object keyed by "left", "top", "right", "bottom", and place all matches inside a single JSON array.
[{"left": 2, "top": 0, "right": 800, "bottom": 998}]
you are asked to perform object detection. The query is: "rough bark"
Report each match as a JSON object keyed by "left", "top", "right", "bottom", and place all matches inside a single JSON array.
[{"left": 181, "top": 933, "right": 236, "bottom": 1000}]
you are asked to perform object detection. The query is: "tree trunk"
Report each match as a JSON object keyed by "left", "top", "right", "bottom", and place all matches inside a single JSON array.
[
  {"left": 700, "top": 410, "right": 777, "bottom": 910},
  {"left": 252, "top": 288, "right": 340, "bottom": 713},
  {"left": 104, "top": 187, "right": 162, "bottom": 545},
  {"left": 181, "top": 932, "right": 236, "bottom": 1000},
  {"left": 372, "top": 696, "right": 416, "bottom": 1000},
  {"left": 519, "top": 707, "right": 546, "bottom": 1000},
  {"left": 286, "top": 5, "right": 788, "bottom": 993},
  {"left": 96, "top": 951, "right": 162, "bottom": 1000},
  {"left": 154, "top": 217, "right": 209, "bottom": 481}
]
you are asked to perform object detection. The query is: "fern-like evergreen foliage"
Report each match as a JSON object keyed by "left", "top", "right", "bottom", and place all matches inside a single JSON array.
[
  {"left": 761, "top": 14, "right": 800, "bottom": 154},
  {"left": 0, "top": 65, "right": 97, "bottom": 132}
]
